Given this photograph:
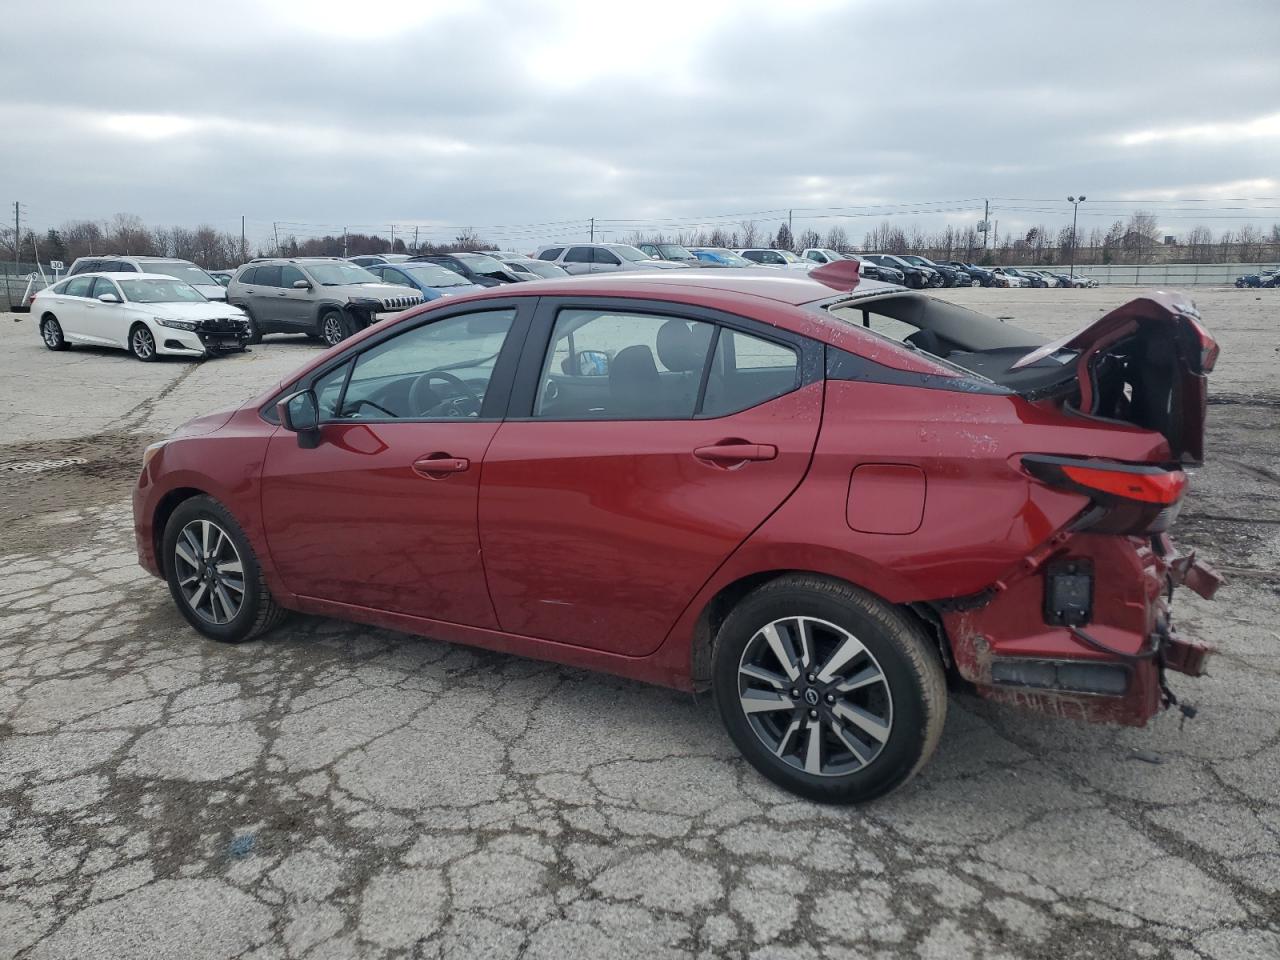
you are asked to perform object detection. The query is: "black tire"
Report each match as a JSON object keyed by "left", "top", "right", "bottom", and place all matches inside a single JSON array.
[
  {"left": 713, "top": 574, "right": 946, "bottom": 804},
  {"left": 129, "top": 323, "right": 158, "bottom": 361},
  {"left": 318, "top": 308, "right": 351, "bottom": 347},
  {"left": 40, "top": 314, "right": 68, "bottom": 351},
  {"left": 242, "top": 307, "right": 263, "bottom": 344},
  {"left": 162, "top": 495, "right": 288, "bottom": 643}
]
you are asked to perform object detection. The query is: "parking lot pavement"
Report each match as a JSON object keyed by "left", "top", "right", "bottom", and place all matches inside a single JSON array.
[{"left": 1, "top": 290, "right": 1278, "bottom": 959}]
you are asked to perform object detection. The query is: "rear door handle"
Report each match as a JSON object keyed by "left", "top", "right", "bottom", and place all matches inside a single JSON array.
[
  {"left": 412, "top": 455, "right": 470, "bottom": 478},
  {"left": 693, "top": 442, "right": 777, "bottom": 463}
]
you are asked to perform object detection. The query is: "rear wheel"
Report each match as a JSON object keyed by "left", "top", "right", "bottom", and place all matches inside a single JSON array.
[
  {"left": 129, "top": 323, "right": 157, "bottom": 361},
  {"left": 713, "top": 575, "right": 946, "bottom": 804},
  {"left": 40, "top": 314, "right": 68, "bottom": 350},
  {"left": 163, "top": 495, "right": 287, "bottom": 643},
  {"left": 319, "top": 308, "right": 350, "bottom": 347}
]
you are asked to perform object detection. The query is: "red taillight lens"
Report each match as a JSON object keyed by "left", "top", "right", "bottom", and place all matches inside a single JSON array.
[
  {"left": 1023, "top": 455, "right": 1187, "bottom": 534},
  {"left": 1058, "top": 463, "right": 1186, "bottom": 504}
]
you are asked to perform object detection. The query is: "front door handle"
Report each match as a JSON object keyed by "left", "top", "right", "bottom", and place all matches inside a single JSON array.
[
  {"left": 693, "top": 442, "right": 778, "bottom": 464},
  {"left": 412, "top": 454, "right": 470, "bottom": 478}
]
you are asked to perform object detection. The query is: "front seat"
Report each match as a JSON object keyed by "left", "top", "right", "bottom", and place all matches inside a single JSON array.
[
  {"left": 656, "top": 319, "right": 712, "bottom": 411},
  {"left": 609, "top": 345, "right": 661, "bottom": 417}
]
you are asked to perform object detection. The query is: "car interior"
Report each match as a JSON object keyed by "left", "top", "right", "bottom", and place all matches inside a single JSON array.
[
  {"left": 534, "top": 309, "right": 799, "bottom": 420},
  {"left": 316, "top": 310, "right": 515, "bottom": 421}
]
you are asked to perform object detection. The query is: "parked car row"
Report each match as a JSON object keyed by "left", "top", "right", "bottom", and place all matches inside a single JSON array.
[{"left": 22, "top": 239, "right": 1101, "bottom": 363}]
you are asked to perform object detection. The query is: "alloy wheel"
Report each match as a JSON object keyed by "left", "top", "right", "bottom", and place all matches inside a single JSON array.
[
  {"left": 173, "top": 519, "right": 245, "bottom": 625},
  {"left": 736, "top": 616, "right": 893, "bottom": 777},
  {"left": 322, "top": 314, "right": 344, "bottom": 346},
  {"left": 132, "top": 326, "right": 156, "bottom": 359},
  {"left": 41, "top": 318, "right": 62, "bottom": 348}
]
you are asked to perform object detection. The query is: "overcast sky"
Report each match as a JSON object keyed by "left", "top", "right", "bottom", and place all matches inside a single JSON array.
[{"left": 4, "top": 0, "right": 1278, "bottom": 249}]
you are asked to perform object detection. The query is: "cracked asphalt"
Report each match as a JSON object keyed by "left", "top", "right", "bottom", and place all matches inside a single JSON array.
[{"left": 2, "top": 288, "right": 1278, "bottom": 959}]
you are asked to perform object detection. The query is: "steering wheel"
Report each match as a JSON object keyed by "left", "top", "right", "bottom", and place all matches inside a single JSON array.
[{"left": 409, "top": 370, "right": 481, "bottom": 418}]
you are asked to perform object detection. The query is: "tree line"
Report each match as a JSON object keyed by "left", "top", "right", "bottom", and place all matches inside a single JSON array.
[
  {"left": 631, "top": 211, "right": 1280, "bottom": 266},
  {"left": 3, "top": 210, "right": 1279, "bottom": 272}
]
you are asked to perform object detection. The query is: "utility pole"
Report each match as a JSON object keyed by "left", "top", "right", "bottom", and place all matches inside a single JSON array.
[
  {"left": 240, "top": 215, "right": 246, "bottom": 264},
  {"left": 7, "top": 201, "right": 19, "bottom": 311},
  {"left": 273, "top": 222, "right": 280, "bottom": 255},
  {"left": 788, "top": 209, "right": 793, "bottom": 241},
  {"left": 1067, "top": 195, "right": 1087, "bottom": 279},
  {"left": 589, "top": 218, "right": 595, "bottom": 242},
  {"left": 413, "top": 225, "right": 419, "bottom": 253},
  {"left": 983, "top": 199, "right": 989, "bottom": 251},
  {"left": 343, "top": 228, "right": 348, "bottom": 258},
  {"left": 390, "top": 224, "right": 396, "bottom": 251}
]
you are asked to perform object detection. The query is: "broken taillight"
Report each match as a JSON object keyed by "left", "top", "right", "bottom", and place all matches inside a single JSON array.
[
  {"left": 1022, "top": 455, "right": 1187, "bottom": 534},
  {"left": 1186, "top": 316, "right": 1219, "bottom": 373}
]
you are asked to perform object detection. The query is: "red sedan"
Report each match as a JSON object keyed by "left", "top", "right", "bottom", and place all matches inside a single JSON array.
[{"left": 132, "top": 261, "right": 1221, "bottom": 803}]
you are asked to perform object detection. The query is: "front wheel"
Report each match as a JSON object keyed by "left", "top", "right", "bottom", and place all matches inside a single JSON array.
[
  {"left": 130, "top": 323, "right": 158, "bottom": 361},
  {"left": 242, "top": 307, "right": 263, "bottom": 344},
  {"left": 162, "top": 495, "right": 287, "bottom": 643},
  {"left": 40, "top": 315, "right": 68, "bottom": 351},
  {"left": 713, "top": 575, "right": 946, "bottom": 804},
  {"left": 970, "top": 278, "right": 981, "bottom": 287},
  {"left": 319, "top": 308, "right": 351, "bottom": 347}
]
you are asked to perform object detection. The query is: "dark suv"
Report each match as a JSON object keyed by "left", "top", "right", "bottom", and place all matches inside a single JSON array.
[{"left": 226, "top": 258, "right": 423, "bottom": 346}]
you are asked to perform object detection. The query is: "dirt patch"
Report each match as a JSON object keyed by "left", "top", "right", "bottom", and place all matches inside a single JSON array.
[{"left": 0, "top": 431, "right": 163, "bottom": 553}]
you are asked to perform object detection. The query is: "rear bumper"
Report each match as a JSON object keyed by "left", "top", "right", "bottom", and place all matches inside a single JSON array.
[{"left": 937, "top": 534, "right": 1221, "bottom": 725}]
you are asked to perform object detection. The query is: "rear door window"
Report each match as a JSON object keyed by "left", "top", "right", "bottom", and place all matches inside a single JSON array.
[
  {"left": 593, "top": 248, "right": 621, "bottom": 265},
  {"left": 238, "top": 267, "right": 258, "bottom": 284},
  {"left": 65, "top": 276, "right": 94, "bottom": 297},
  {"left": 700, "top": 330, "right": 799, "bottom": 417},
  {"left": 564, "top": 247, "right": 592, "bottom": 264}
]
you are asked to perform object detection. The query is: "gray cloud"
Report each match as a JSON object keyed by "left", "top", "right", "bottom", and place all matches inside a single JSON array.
[{"left": 3, "top": 0, "right": 1277, "bottom": 249}]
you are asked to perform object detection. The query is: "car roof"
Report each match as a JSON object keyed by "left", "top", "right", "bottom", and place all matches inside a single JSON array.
[{"left": 59, "top": 271, "right": 200, "bottom": 282}]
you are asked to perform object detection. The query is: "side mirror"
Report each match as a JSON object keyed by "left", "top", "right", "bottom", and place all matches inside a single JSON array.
[
  {"left": 98, "top": 293, "right": 120, "bottom": 303},
  {"left": 576, "top": 350, "right": 610, "bottom": 377},
  {"left": 277, "top": 389, "right": 321, "bottom": 448},
  {"left": 292, "top": 279, "right": 312, "bottom": 289}
]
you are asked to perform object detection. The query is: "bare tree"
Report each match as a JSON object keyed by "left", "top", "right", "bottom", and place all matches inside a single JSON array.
[
  {"left": 796, "top": 228, "right": 821, "bottom": 251},
  {"left": 824, "top": 226, "right": 849, "bottom": 252},
  {"left": 739, "top": 220, "right": 761, "bottom": 248},
  {"left": 1186, "top": 226, "right": 1214, "bottom": 262}
]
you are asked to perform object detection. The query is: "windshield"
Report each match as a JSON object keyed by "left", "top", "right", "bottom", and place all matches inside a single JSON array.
[
  {"left": 401, "top": 263, "right": 473, "bottom": 287},
  {"left": 305, "top": 262, "right": 380, "bottom": 285},
  {"left": 657, "top": 244, "right": 695, "bottom": 259},
  {"left": 455, "top": 253, "right": 507, "bottom": 273},
  {"left": 776, "top": 250, "right": 804, "bottom": 263},
  {"left": 612, "top": 245, "right": 656, "bottom": 262},
  {"left": 512, "top": 259, "right": 567, "bottom": 278},
  {"left": 119, "top": 278, "right": 207, "bottom": 303},
  {"left": 146, "top": 263, "right": 216, "bottom": 286}
]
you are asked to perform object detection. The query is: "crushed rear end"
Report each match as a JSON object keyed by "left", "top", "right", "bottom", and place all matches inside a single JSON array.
[{"left": 937, "top": 291, "right": 1222, "bottom": 723}]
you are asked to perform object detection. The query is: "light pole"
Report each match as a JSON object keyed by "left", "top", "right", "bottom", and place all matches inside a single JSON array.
[{"left": 1067, "top": 195, "right": 1086, "bottom": 280}]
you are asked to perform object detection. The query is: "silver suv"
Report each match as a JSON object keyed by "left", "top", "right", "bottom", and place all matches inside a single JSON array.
[
  {"left": 68, "top": 256, "right": 227, "bottom": 301},
  {"left": 533, "top": 243, "right": 688, "bottom": 275},
  {"left": 226, "top": 257, "right": 423, "bottom": 346}
]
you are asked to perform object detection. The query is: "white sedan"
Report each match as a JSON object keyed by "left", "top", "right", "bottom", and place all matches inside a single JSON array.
[{"left": 31, "top": 273, "right": 251, "bottom": 361}]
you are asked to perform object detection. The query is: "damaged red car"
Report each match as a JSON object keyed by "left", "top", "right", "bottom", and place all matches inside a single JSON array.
[{"left": 133, "top": 261, "right": 1221, "bottom": 803}]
